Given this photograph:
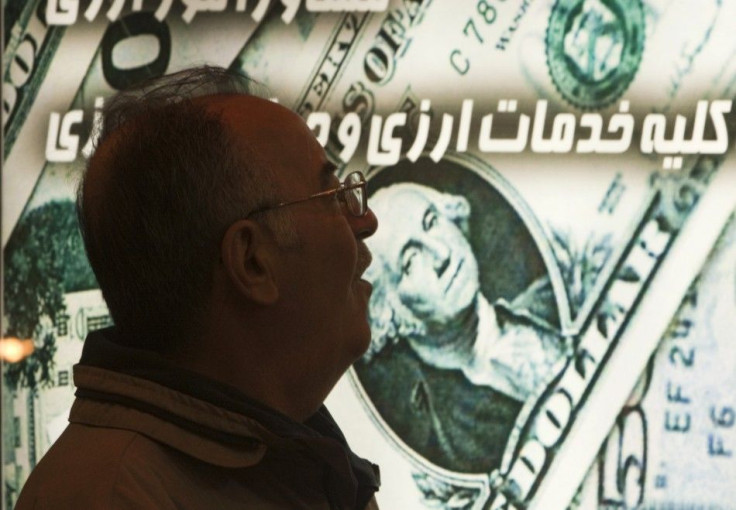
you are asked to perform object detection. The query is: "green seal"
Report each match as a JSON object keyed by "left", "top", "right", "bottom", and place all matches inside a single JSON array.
[{"left": 546, "top": 0, "right": 645, "bottom": 109}]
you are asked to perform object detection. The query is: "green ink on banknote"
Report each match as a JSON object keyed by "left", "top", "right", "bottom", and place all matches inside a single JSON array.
[{"left": 545, "top": 0, "right": 645, "bottom": 109}]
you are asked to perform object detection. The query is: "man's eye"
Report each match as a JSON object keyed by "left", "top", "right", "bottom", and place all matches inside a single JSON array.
[
  {"left": 330, "top": 192, "right": 344, "bottom": 210},
  {"left": 423, "top": 211, "right": 437, "bottom": 231},
  {"left": 401, "top": 250, "right": 417, "bottom": 276}
]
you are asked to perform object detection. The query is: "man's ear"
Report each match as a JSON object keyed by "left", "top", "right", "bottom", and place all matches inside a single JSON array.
[{"left": 220, "top": 219, "right": 279, "bottom": 305}]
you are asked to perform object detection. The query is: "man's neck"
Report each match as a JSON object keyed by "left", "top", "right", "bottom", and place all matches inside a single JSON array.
[{"left": 167, "top": 326, "right": 325, "bottom": 423}]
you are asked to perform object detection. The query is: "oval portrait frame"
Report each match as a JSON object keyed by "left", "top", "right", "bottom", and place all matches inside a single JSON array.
[{"left": 349, "top": 152, "right": 573, "bottom": 489}]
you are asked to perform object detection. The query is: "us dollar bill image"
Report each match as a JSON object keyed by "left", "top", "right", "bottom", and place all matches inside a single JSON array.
[
  {"left": 234, "top": 2, "right": 736, "bottom": 508},
  {"left": 570, "top": 212, "right": 736, "bottom": 510},
  {"left": 325, "top": 158, "right": 735, "bottom": 510},
  {"left": 3, "top": 1, "right": 736, "bottom": 509}
]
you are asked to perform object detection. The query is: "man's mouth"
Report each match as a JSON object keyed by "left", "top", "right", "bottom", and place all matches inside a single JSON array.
[{"left": 445, "top": 258, "right": 464, "bottom": 293}]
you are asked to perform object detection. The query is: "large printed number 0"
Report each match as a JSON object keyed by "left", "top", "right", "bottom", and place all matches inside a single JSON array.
[{"left": 101, "top": 12, "right": 171, "bottom": 91}]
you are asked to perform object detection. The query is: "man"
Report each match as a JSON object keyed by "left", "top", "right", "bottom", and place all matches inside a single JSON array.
[
  {"left": 15, "top": 66, "right": 380, "bottom": 509},
  {"left": 354, "top": 182, "right": 565, "bottom": 473}
]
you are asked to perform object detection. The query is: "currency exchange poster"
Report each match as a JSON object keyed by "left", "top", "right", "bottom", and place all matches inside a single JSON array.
[{"left": 3, "top": 1, "right": 736, "bottom": 508}]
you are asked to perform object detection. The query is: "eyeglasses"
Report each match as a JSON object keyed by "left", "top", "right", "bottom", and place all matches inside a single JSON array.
[{"left": 247, "top": 171, "right": 368, "bottom": 218}]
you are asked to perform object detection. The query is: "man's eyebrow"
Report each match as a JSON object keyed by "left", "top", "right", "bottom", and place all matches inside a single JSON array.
[{"left": 422, "top": 205, "right": 437, "bottom": 230}]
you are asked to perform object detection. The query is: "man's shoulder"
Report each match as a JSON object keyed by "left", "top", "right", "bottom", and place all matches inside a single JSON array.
[
  {"left": 31, "top": 422, "right": 145, "bottom": 479},
  {"left": 15, "top": 420, "right": 350, "bottom": 510},
  {"left": 16, "top": 423, "right": 253, "bottom": 509},
  {"left": 15, "top": 424, "right": 169, "bottom": 509}
]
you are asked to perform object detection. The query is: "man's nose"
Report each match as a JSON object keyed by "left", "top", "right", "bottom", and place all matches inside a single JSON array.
[
  {"left": 424, "top": 237, "right": 450, "bottom": 277},
  {"left": 349, "top": 207, "right": 378, "bottom": 240}
]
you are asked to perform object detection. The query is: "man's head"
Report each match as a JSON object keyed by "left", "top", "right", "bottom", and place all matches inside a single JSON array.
[
  {"left": 79, "top": 67, "right": 279, "bottom": 352},
  {"left": 79, "top": 67, "right": 378, "bottom": 409},
  {"left": 364, "top": 183, "right": 479, "bottom": 359}
]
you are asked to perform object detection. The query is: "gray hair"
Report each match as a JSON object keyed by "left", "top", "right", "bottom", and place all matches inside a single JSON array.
[
  {"left": 77, "top": 65, "right": 294, "bottom": 353},
  {"left": 363, "top": 183, "right": 471, "bottom": 361}
]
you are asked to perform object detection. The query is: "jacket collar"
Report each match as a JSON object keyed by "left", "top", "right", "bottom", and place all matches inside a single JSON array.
[{"left": 73, "top": 327, "right": 380, "bottom": 507}]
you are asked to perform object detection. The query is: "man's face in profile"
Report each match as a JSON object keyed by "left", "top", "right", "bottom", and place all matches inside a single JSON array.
[
  {"left": 218, "top": 94, "right": 377, "bottom": 387},
  {"left": 370, "top": 184, "right": 480, "bottom": 326}
]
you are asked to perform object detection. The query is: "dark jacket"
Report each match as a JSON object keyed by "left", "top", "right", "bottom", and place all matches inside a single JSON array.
[{"left": 15, "top": 328, "right": 380, "bottom": 509}]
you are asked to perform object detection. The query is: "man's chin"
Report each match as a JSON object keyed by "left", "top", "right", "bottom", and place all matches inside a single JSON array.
[
  {"left": 428, "top": 292, "right": 479, "bottom": 328},
  {"left": 450, "top": 283, "right": 479, "bottom": 313},
  {"left": 351, "top": 322, "right": 373, "bottom": 362},
  {"left": 356, "top": 278, "right": 373, "bottom": 295}
]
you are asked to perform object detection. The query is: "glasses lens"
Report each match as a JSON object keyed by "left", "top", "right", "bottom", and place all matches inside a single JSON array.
[{"left": 344, "top": 172, "right": 365, "bottom": 216}]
